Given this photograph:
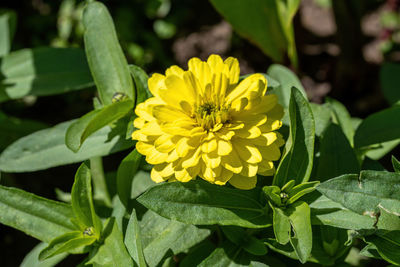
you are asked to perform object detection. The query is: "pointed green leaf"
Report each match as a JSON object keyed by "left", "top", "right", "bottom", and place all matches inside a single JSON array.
[
  {"left": 286, "top": 181, "right": 319, "bottom": 204},
  {"left": 125, "top": 210, "right": 146, "bottom": 267},
  {"left": 316, "top": 123, "right": 360, "bottom": 181},
  {"left": 0, "top": 48, "right": 93, "bottom": 102},
  {"left": 71, "top": 162, "right": 102, "bottom": 234},
  {"left": 310, "top": 195, "right": 376, "bottom": 230},
  {"left": 273, "top": 87, "right": 315, "bottom": 186},
  {"left": 137, "top": 180, "right": 270, "bottom": 228},
  {"left": 287, "top": 201, "right": 312, "bottom": 263},
  {"left": 0, "top": 120, "right": 132, "bottom": 173},
  {"left": 0, "top": 185, "right": 76, "bottom": 243},
  {"left": 354, "top": 105, "right": 400, "bottom": 149},
  {"left": 82, "top": 1, "right": 134, "bottom": 105},
  {"left": 0, "top": 10, "right": 16, "bottom": 56},
  {"left": 221, "top": 226, "right": 267, "bottom": 255},
  {"left": 39, "top": 231, "right": 96, "bottom": 260},
  {"left": 309, "top": 103, "right": 331, "bottom": 137},
  {"left": 87, "top": 218, "right": 133, "bottom": 267},
  {"left": 66, "top": 99, "right": 133, "bottom": 152},
  {"left": 364, "top": 231, "right": 400, "bottom": 265},
  {"left": 116, "top": 149, "right": 142, "bottom": 207},
  {"left": 140, "top": 210, "right": 210, "bottom": 267},
  {"left": 267, "top": 65, "right": 307, "bottom": 109},
  {"left": 392, "top": 156, "right": 400, "bottom": 173},
  {"left": 317, "top": 170, "right": 400, "bottom": 216},
  {"left": 20, "top": 242, "right": 67, "bottom": 267},
  {"left": 326, "top": 97, "right": 355, "bottom": 146},
  {"left": 272, "top": 206, "right": 291, "bottom": 245},
  {"left": 210, "top": 0, "right": 288, "bottom": 62}
]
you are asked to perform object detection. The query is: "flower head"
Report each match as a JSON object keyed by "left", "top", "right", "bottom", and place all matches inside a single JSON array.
[{"left": 132, "top": 55, "right": 284, "bottom": 189}]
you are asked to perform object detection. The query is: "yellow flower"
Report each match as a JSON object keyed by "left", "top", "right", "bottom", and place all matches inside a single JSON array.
[{"left": 132, "top": 55, "right": 284, "bottom": 189}]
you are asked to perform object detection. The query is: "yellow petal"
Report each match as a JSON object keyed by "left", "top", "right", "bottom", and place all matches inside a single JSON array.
[
  {"left": 146, "top": 147, "right": 169, "bottom": 165},
  {"left": 148, "top": 73, "right": 166, "bottom": 97},
  {"left": 224, "top": 57, "right": 240, "bottom": 90},
  {"left": 225, "top": 74, "right": 267, "bottom": 105},
  {"left": 240, "top": 164, "right": 258, "bottom": 177},
  {"left": 153, "top": 162, "right": 174, "bottom": 178},
  {"left": 165, "top": 65, "right": 184, "bottom": 77},
  {"left": 182, "top": 146, "right": 202, "bottom": 168},
  {"left": 232, "top": 138, "right": 262, "bottom": 164},
  {"left": 258, "top": 166, "right": 276, "bottom": 176},
  {"left": 151, "top": 167, "right": 167, "bottom": 183},
  {"left": 202, "top": 151, "right": 221, "bottom": 169},
  {"left": 251, "top": 132, "right": 278, "bottom": 146},
  {"left": 221, "top": 149, "right": 243, "bottom": 173},
  {"left": 214, "top": 167, "right": 233, "bottom": 185},
  {"left": 176, "top": 137, "right": 192, "bottom": 157},
  {"left": 257, "top": 144, "right": 281, "bottom": 161},
  {"left": 202, "top": 138, "right": 217, "bottom": 153},
  {"left": 154, "top": 134, "right": 176, "bottom": 153},
  {"left": 217, "top": 139, "right": 232, "bottom": 156},
  {"left": 228, "top": 174, "right": 257, "bottom": 190}
]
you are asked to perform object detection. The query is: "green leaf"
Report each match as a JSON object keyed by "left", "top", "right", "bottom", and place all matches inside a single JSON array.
[
  {"left": 273, "top": 87, "right": 315, "bottom": 186},
  {"left": 392, "top": 156, "right": 400, "bottom": 173},
  {"left": 316, "top": 123, "right": 360, "bottom": 181},
  {"left": 287, "top": 201, "right": 312, "bottom": 263},
  {"left": 137, "top": 180, "right": 271, "bottom": 228},
  {"left": 310, "top": 195, "right": 376, "bottom": 230},
  {"left": 140, "top": 210, "right": 210, "bottom": 267},
  {"left": 272, "top": 206, "right": 291, "bottom": 245},
  {"left": 20, "top": 242, "right": 67, "bottom": 267},
  {"left": 82, "top": 1, "right": 134, "bottom": 105},
  {"left": 365, "top": 139, "right": 400, "bottom": 161},
  {"left": 125, "top": 210, "right": 146, "bottom": 267},
  {"left": 354, "top": 105, "right": 400, "bottom": 150},
  {"left": 326, "top": 97, "right": 355, "bottom": 146},
  {"left": 0, "top": 48, "right": 93, "bottom": 102},
  {"left": 199, "top": 240, "right": 268, "bottom": 267},
  {"left": 39, "top": 231, "right": 96, "bottom": 260},
  {"left": 310, "top": 226, "right": 350, "bottom": 265},
  {"left": 286, "top": 181, "right": 319, "bottom": 204},
  {"left": 71, "top": 162, "right": 102, "bottom": 234},
  {"left": 0, "top": 120, "right": 133, "bottom": 173},
  {"left": 0, "top": 10, "right": 16, "bottom": 56},
  {"left": 317, "top": 170, "right": 400, "bottom": 216},
  {"left": 66, "top": 99, "right": 133, "bottom": 152},
  {"left": 87, "top": 218, "right": 133, "bottom": 267},
  {"left": 129, "top": 65, "right": 151, "bottom": 104},
  {"left": 116, "top": 149, "right": 142, "bottom": 207},
  {"left": 0, "top": 111, "right": 48, "bottom": 150},
  {"left": 0, "top": 185, "right": 76, "bottom": 243},
  {"left": 364, "top": 231, "right": 400, "bottom": 265},
  {"left": 221, "top": 226, "right": 267, "bottom": 255},
  {"left": 210, "top": 0, "right": 288, "bottom": 62},
  {"left": 264, "top": 238, "right": 298, "bottom": 260},
  {"left": 180, "top": 240, "right": 216, "bottom": 267},
  {"left": 380, "top": 63, "right": 400, "bottom": 105},
  {"left": 309, "top": 103, "right": 331, "bottom": 137},
  {"left": 267, "top": 64, "right": 307, "bottom": 109}
]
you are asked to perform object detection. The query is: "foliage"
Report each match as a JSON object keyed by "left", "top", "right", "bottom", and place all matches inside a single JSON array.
[{"left": 0, "top": 1, "right": 399, "bottom": 266}]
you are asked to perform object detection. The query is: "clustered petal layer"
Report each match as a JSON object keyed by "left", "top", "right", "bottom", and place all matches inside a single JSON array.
[{"left": 132, "top": 55, "right": 284, "bottom": 189}]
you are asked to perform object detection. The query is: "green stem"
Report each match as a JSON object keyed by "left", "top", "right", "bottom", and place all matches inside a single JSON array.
[{"left": 90, "top": 156, "right": 112, "bottom": 207}]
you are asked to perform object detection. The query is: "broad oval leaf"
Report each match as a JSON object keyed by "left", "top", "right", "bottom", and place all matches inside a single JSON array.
[
  {"left": 87, "top": 218, "right": 133, "bottom": 267},
  {"left": 20, "top": 242, "right": 67, "bottom": 267},
  {"left": 354, "top": 105, "right": 400, "bottom": 149},
  {"left": 0, "top": 47, "right": 93, "bottom": 102},
  {"left": 326, "top": 97, "right": 355, "bottom": 146},
  {"left": 82, "top": 1, "right": 134, "bottom": 105},
  {"left": 210, "top": 0, "right": 288, "bottom": 62},
  {"left": 316, "top": 123, "right": 360, "bottom": 182},
  {"left": 317, "top": 170, "right": 400, "bottom": 216},
  {"left": 71, "top": 162, "right": 102, "bottom": 233},
  {"left": 65, "top": 99, "right": 133, "bottom": 152},
  {"left": 273, "top": 87, "right": 315, "bottom": 186},
  {"left": 267, "top": 64, "right": 307, "bottom": 110},
  {"left": 0, "top": 185, "right": 76, "bottom": 243},
  {"left": 0, "top": 120, "right": 133, "bottom": 173},
  {"left": 137, "top": 180, "right": 271, "bottom": 228},
  {"left": 0, "top": 10, "right": 16, "bottom": 57},
  {"left": 139, "top": 210, "right": 210, "bottom": 267},
  {"left": 364, "top": 231, "right": 400, "bottom": 265}
]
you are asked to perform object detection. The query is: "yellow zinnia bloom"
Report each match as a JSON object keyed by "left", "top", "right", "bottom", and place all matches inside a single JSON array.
[{"left": 132, "top": 55, "right": 284, "bottom": 189}]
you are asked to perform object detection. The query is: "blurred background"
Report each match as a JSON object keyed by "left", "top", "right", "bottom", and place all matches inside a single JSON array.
[{"left": 1, "top": 0, "right": 399, "bottom": 265}]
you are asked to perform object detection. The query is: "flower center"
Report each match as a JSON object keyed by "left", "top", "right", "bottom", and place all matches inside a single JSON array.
[{"left": 195, "top": 102, "right": 230, "bottom": 130}]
